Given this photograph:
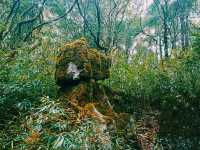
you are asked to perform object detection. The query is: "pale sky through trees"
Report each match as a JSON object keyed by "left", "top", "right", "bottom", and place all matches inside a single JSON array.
[{"left": 129, "top": 0, "right": 153, "bottom": 17}]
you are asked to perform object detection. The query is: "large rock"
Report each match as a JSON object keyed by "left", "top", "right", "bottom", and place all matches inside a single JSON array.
[{"left": 55, "top": 38, "right": 111, "bottom": 88}]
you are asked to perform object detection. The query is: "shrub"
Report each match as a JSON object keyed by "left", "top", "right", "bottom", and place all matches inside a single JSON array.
[
  {"left": 1, "top": 96, "right": 131, "bottom": 150},
  {"left": 103, "top": 49, "right": 200, "bottom": 134},
  {"left": 0, "top": 42, "right": 58, "bottom": 123}
]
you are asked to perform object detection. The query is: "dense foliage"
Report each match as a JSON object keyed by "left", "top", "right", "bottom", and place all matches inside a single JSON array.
[
  {"left": 104, "top": 33, "right": 200, "bottom": 133},
  {"left": 0, "top": 38, "right": 59, "bottom": 129},
  {"left": 0, "top": 0, "right": 200, "bottom": 149}
]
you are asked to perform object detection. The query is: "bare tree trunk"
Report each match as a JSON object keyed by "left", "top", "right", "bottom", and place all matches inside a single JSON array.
[
  {"left": 94, "top": 0, "right": 102, "bottom": 50},
  {"left": 159, "top": 35, "right": 163, "bottom": 60},
  {"left": 163, "top": 16, "right": 169, "bottom": 58},
  {"left": 180, "top": 13, "right": 190, "bottom": 50},
  {"left": 185, "top": 15, "right": 190, "bottom": 49},
  {"left": 180, "top": 15, "right": 185, "bottom": 50}
]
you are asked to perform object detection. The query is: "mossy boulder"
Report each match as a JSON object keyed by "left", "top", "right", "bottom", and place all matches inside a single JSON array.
[
  {"left": 55, "top": 38, "right": 111, "bottom": 88},
  {"left": 60, "top": 80, "right": 106, "bottom": 105}
]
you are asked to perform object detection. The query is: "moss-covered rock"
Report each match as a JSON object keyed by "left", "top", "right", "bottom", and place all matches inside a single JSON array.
[
  {"left": 55, "top": 38, "right": 111, "bottom": 88},
  {"left": 60, "top": 80, "right": 106, "bottom": 105}
]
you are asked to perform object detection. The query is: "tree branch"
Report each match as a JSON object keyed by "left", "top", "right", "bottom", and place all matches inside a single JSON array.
[{"left": 24, "top": 0, "right": 78, "bottom": 41}]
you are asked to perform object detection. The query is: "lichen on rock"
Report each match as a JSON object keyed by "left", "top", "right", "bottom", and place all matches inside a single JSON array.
[{"left": 67, "top": 62, "right": 82, "bottom": 80}]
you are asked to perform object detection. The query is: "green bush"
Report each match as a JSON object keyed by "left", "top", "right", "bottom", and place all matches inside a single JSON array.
[
  {"left": 0, "top": 44, "right": 58, "bottom": 115},
  {"left": 103, "top": 48, "right": 200, "bottom": 134},
  {"left": 1, "top": 96, "right": 135, "bottom": 150}
]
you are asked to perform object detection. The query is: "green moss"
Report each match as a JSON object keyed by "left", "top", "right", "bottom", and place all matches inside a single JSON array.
[
  {"left": 63, "top": 82, "right": 89, "bottom": 105},
  {"left": 55, "top": 38, "right": 111, "bottom": 88}
]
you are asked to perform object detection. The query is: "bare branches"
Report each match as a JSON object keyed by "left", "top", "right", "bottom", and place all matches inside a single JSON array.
[
  {"left": 1, "top": 0, "right": 47, "bottom": 42},
  {"left": 6, "top": 0, "right": 20, "bottom": 24},
  {"left": 77, "top": 0, "right": 107, "bottom": 50},
  {"left": 24, "top": 0, "right": 78, "bottom": 41}
]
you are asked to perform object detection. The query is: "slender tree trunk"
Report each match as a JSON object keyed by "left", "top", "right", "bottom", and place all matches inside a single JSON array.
[
  {"left": 159, "top": 35, "right": 163, "bottom": 60},
  {"left": 185, "top": 15, "right": 189, "bottom": 48},
  {"left": 163, "top": 17, "right": 169, "bottom": 58},
  {"left": 180, "top": 15, "right": 185, "bottom": 50},
  {"left": 180, "top": 14, "right": 190, "bottom": 50}
]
